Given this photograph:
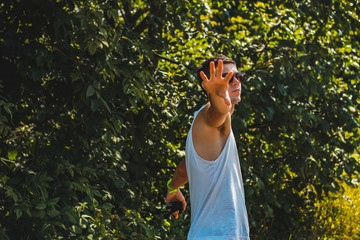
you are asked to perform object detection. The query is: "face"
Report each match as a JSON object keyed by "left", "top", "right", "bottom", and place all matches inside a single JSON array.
[{"left": 222, "top": 63, "right": 242, "bottom": 104}]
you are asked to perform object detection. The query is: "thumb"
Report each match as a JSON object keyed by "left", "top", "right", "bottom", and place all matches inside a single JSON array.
[{"left": 225, "top": 91, "right": 231, "bottom": 106}]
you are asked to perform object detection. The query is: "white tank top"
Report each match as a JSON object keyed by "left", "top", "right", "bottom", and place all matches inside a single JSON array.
[{"left": 185, "top": 107, "right": 250, "bottom": 240}]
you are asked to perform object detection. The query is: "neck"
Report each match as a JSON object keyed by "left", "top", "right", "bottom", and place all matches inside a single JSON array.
[{"left": 230, "top": 104, "right": 235, "bottom": 115}]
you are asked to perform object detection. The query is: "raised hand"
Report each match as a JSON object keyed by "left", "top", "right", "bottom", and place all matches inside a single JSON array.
[{"left": 200, "top": 60, "right": 233, "bottom": 106}]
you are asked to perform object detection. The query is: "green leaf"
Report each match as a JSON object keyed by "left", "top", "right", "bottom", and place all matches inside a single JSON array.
[
  {"left": 68, "top": 167, "right": 74, "bottom": 177},
  {"left": 71, "top": 72, "right": 83, "bottom": 82},
  {"left": 88, "top": 42, "right": 97, "bottom": 55},
  {"left": 97, "top": 93, "right": 111, "bottom": 114},
  {"left": 101, "top": 203, "right": 114, "bottom": 210},
  {"left": 66, "top": 211, "right": 77, "bottom": 225},
  {"left": 47, "top": 197, "right": 60, "bottom": 206},
  {"left": 86, "top": 85, "right": 95, "bottom": 97},
  {"left": 91, "top": 99, "right": 100, "bottom": 112},
  {"left": 79, "top": 217, "right": 89, "bottom": 228},
  {"left": 33, "top": 210, "right": 46, "bottom": 218},
  {"left": 8, "top": 150, "right": 17, "bottom": 160},
  {"left": 14, "top": 208, "right": 22, "bottom": 220},
  {"left": 71, "top": 225, "right": 82, "bottom": 234},
  {"left": 47, "top": 207, "right": 60, "bottom": 218},
  {"left": 277, "top": 84, "right": 287, "bottom": 96},
  {"left": 35, "top": 202, "right": 47, "bottom": 210},
  {"left": 256, "top": 178, "right": 265, "bottom": 190}
]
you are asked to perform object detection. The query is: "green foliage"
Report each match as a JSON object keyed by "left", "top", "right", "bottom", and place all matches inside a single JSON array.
[
  {"left": 308, "top": 180, "right": 360, "bottom": 239},
  {"left": 0, "top": 0, "right": 359, "bottom": 239}
]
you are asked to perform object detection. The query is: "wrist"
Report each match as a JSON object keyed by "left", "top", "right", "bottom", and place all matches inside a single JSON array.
[{"left": 167, "top": 179, "right": 178, "bottom": 193}]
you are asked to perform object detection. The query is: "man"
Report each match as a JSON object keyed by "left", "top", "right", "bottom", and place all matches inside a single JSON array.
[{"left": 165, "top": 54, "right": 250, "bottom": 239}]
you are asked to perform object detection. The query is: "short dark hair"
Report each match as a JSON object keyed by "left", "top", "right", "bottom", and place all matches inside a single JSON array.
[{"left": 196, "top": 54, "right": 236, "bottom": 93}]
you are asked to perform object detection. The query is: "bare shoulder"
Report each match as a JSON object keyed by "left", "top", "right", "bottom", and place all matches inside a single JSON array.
[{"left": 192, "top": 106, "right": 231, "bottom": 161}]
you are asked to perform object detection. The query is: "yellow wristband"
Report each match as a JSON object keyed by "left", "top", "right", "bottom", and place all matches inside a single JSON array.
[{"left": 167, "top": 179, "right": 178, "bottom": 193}]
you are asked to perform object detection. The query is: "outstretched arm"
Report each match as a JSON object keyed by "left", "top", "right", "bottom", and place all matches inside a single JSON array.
[
  {"left": 200, "top": 60, "right": 233, "bottom": 128},
  {"left": 165, "top": 159, "right": 188, "bottom": 219}
]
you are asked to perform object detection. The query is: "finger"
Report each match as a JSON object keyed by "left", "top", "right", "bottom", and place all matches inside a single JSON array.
[
  {"left": 165, "top": 196, "right": 170, "bottom": 205},
  {"left": 217, "top": 60, "right": 223, "bottom": 78},
  {"left": 165, "top": 192, "right": 175, "bottom": 205},
  {"left": 225, "top": 91, "right": 231, "bottom": 106},
  {"left": 200, "top": 71, "right": 209, "bottom": 82},
  {"left": 180, "top": 199, "right": 187, "bottom": 211},
  {"left": 223, "top": 71, "right": 233, "bottom": 82},
  {"left": 210, "top": 61, "right": 215, "bottom": 79},
  {"left": 173, "top": 211, "right": 179, "bottom": 219}
]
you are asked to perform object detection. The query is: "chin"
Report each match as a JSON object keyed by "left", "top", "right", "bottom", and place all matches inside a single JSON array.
[{"left": 231, "top": 97, "right": 241, "bottom": 104}]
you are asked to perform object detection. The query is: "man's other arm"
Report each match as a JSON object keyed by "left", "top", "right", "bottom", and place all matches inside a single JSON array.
[{"left": 165, "top": 159, "right": 188, "bottom": 219}]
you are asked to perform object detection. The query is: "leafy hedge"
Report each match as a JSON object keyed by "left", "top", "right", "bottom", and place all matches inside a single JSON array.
[
  {"left": 1, "top": 0, "right": 359, "bottom": 239},
  {"left": 309, "top": 181, "right": 360, "bottom": 239}
]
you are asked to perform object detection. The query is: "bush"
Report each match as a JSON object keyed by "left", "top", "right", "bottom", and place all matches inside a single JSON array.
[
  {"left": 309, "top": 180, "right": 360, "bottom": 239},
  {"left": 1, "top": 1, "right": 359, "bottom": 239}
]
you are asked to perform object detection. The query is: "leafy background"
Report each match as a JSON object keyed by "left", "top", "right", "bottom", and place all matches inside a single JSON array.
[{"left": 0, "top": 0, "right": 359, "bottom": 239}]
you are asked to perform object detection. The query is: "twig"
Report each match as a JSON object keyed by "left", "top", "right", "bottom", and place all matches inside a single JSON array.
[
  {"left": 52, "top": 47, "right": 87, "bottom": 66},
  {"left": 1, "top": 157, "right": 13, "bottom": 168},
  {"left": 152, "top": 51, "right": 193, "bottom": 70},
  {"left": 5, "top": 125, "right": 35, "bottom": 143}
]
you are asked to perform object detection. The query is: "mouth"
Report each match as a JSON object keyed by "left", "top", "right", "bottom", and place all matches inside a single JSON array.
[{"left": 233, "top": 89, "right": 241, "bottom": 93}]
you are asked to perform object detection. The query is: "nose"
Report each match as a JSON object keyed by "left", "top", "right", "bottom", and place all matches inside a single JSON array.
[{"left": 231, "top": 76, "right": 241, "bottom": 86}]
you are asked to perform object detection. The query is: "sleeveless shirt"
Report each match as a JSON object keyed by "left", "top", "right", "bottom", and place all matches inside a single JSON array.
[{"left": 185, "top": 107, "right": 250, "bottom": 240}]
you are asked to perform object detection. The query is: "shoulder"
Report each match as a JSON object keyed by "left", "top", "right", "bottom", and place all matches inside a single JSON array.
[
  {"left": 195, "top": 104, "right": 231, "bottom": 137},
  {"left": 191, "top": 106, "right": 231, "bottom": 161}
]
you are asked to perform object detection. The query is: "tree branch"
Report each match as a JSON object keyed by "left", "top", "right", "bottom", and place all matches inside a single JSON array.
[{"left": 152, "top": 51, "right": 193, "bottom": 71}]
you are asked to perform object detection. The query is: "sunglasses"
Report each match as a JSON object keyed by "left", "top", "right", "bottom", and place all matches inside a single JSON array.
[{"left": 222, "top": 72, "right": 245, "bottom": 84}]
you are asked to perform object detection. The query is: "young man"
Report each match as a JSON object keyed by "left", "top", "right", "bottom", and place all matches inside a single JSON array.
[{"left": 165, "top": 54, "right": 250, "bottom": 239}]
